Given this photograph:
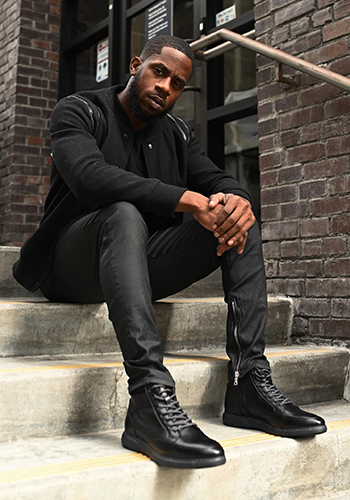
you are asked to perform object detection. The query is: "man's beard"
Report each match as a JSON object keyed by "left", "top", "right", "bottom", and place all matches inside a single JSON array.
[{"left": 128, "top": 73, "right": 174, "bottom": 124}]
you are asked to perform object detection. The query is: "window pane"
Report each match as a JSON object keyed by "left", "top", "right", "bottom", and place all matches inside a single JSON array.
[
  {"left": 174, "top": 0, "right": 193, "bottom": 40},
  {"left": 75, "top": 45, "right": 98, "bottom": 92},
  {"left": 172, "top": 80, "right": 196, "bottom": 122},
  {"left": 224, "top": 46, "right": 256, "bottom": 105},
  {"left": 223, "top": 0, "right": 254, "bottom": 17},
  {"left": 77, "top": 0, "right": 109, "bottom": 34},
  {"left": 224, "top": 115, "right": 260, "bottom": 220},
  {"left": 131, "top": 11, "right": 146, "bottom": 58}
]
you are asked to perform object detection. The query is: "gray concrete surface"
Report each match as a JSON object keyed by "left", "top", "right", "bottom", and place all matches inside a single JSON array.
[
  {"left": 0, "top": 297, "right": 292, "bottom": 357},
  {"left": 0, "top": 346, "right": 348, "bottom": 441},
  {"left": 0, "top": 400, "right": 349, "bottom": 500}
]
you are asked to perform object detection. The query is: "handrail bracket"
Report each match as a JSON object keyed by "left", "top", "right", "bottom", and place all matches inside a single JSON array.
[{"left": 275, "top": 62, "right": 299, "bottom": 88}]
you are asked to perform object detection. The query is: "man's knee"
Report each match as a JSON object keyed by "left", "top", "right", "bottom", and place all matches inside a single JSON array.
[{"left": 102, "top": 201, "right": 148, "bottom": 240}]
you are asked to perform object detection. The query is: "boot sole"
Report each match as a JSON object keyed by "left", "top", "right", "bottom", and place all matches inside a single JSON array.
[
  {"left": 121, "top": 431, "right": 226, "bottom": 469},
  {"left": 223, "top": 412, "right": 327, "bottom": 438}
]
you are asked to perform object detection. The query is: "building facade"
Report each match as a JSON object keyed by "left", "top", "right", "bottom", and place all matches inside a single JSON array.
[{"left": 0, "top": 0, "right": 349, "bottom": 344}]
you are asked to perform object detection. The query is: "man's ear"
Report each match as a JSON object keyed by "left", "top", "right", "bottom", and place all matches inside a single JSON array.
[{"left": 130, "top": 57, "right": 142, "bottom": 75}]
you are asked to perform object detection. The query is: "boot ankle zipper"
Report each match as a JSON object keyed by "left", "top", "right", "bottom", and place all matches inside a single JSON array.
[{"left": 230, "top": 301, "right": 242, "bottom": 386}]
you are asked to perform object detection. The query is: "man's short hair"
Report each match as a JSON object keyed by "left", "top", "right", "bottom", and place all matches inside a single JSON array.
[{"left": 140, "top": 35, "right": 194, "bottom": 75}]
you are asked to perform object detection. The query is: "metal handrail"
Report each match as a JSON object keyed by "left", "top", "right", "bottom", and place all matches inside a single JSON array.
[{"left": 190, "top": 28, "right": 350, "bottom": 93}]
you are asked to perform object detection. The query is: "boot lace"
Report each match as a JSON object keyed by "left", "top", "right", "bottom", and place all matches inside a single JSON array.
[
  {"left": 150, "top": 385, "right": 196, "bottom": 432},
  {"left": 252, "top": 368, "right": 291, "bottom": 405}
]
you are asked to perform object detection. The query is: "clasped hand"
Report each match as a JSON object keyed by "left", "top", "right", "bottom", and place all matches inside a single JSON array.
[{"left": 197, "top": 193, "right": 255, "bottom": 256}]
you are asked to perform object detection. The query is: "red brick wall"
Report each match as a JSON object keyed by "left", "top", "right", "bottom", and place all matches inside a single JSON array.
[
  {"left": 0, "top": 0, "right": 61, "bottom": 245},
  {"left": 255, "top": 0, "right": 350, "bottom": 343}
]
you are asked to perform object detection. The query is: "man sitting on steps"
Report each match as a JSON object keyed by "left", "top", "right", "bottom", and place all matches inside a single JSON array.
[{"left": 13, "top": 35, "right": 327, "bottom": 469}]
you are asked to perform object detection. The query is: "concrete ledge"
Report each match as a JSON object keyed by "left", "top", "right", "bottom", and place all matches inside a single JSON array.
[
  {"left": 0, "top": 401, "right": 349, "bottom": 500},
  {"left": 0, "top": 297, "right": 292, "bottom": 357},
  {"left": 0, "top": 346, "right": 347, "bottom": 440}
]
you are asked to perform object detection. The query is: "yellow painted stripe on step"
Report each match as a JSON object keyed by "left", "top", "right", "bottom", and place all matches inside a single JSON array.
[
  {"left": 267, "top": 348, "right": 335, "bottom": 357},
  {"left": 219, "top": 433, "right": 278, "bottom": 447},
  {"left": 0, "top": 349, "right": 337, "bottom": 375},
  {"left": 1, "top": 418, "right": 350, "bottom": 485},
  {"left": 327, "top": 419, "right": 350, "bottom": 431},
  {"left": 0, "top": 357, "right": 226, "bottom": 375},
  {"left": 0, "top": 452, "right": 150, "bottom": 485}
]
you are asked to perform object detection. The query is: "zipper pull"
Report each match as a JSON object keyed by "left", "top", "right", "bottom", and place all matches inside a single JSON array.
[{"left": 234, "top": 371, "right": 240, "bottom": 386}]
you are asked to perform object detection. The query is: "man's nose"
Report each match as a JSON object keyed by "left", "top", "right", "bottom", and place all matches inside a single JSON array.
[{"left": 156, "top": 77, "right": 171, "bottom": 95}]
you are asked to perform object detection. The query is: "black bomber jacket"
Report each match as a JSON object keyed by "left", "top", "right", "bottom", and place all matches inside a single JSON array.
[{"left": 13, "top": 85, "right": 252, "bottom": 292}]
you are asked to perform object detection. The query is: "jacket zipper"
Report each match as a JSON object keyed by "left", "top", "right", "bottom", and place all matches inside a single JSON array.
[{"left": 230, "top": 301, "right": 242, "bottom": 386}]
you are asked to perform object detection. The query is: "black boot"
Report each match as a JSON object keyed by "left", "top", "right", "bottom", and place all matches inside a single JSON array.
[
  {"left": 223, "top": 367, "right": 327, "bottom": 437},
  {"left": 122, "top": 384, "right": 226, "bottom": 468}
]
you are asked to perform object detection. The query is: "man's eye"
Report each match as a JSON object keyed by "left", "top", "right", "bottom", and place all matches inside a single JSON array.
[{"left": 154, "top": 68, "right": 163, "bottom": 75}]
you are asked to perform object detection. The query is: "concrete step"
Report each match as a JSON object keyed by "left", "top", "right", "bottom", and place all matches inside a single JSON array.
[
  {"left": 0, "top": 296, "right": 293, "bottom": 357},
  {"left": 0, "top": 346, "right": 348, "bottom": 441},
  {"left": 0, "top": 400, "right": 349, "bottom": 500},
  {"left": 2, "top": 248, "right": 224, "bottom": 298}
]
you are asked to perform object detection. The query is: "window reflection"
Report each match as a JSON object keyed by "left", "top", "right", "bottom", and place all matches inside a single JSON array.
[
  {"left": 77, "top": 0, "right": 109, "bottom": 34},
  {"left": 131, "top": 11, "right": 146, "bottom": 58},
  {"left": 222, "top": 0, "right": 254, "bottom": 17},
  {"left": 75, "top": 45, "right": 98, "bottom": 92},
  {"left": 224, "top": 46, "right": 257, "bottom": 105},
  {"left": 224, "top": 115, "right": 260, "bottom": 220}
]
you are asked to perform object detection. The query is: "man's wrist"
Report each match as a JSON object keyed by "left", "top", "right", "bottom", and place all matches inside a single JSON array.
[{"left": 175, "top": 190, "right": 208, "bottom": 214}]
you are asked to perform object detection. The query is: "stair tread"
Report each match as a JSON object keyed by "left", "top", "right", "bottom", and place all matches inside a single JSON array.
[
  {"left": 0, "top": 400, "right": 349, "bottom": 499},
  {"left": 0, "top": 344, "right": 345, "bottom": 372}
]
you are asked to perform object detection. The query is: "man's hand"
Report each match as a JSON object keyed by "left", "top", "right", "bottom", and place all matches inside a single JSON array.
[
  {"left": 208, "top": 193, "right": 255, "bottom": 256},
  {"left": 175, "top": 191, "right": 255, "bottom": 256}
]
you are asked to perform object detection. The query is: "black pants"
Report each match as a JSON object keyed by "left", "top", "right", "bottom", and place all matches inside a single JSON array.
[{"left": 41, "top": 202, "right": 270, "bottom": 393}]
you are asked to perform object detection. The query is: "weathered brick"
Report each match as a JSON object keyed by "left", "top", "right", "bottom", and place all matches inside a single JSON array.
[
  {"left": 296, "top": 298, "right": 330, "bottom": 317},
  {"left": 327, "top": 135, "right": 350, "bottom": 157},
  {"left": 300, "top": 123, "right": 320, "bottom": 143},
  {"left": 325, "top": 95, "right": 350, "bottom": 118},
  {"left": 261, "top": 204, "right": 279, "bottom": 221},
  {"left": 259, "top": 135, "right": 275, "bottom": 153},
  {"left": 300, "top": 84, "right": 340, "bottom": 107},
  {"left": 266, "top": 278, "right": 304, "bottom": 296},
  {"left": 302, "top": 239, "right": 323, "bottom": 257},
  {"left": 324, "top": 236, "right": 347, "bottom": 255},
  {"left": 331, "top": 214, "right": 350, "bottom": 234},
  {"left": 312, "top": 7, "right": 332, "bottom": 27},
  {"left": 259, "top": 151, "right": 282, "bottom": 171},
  {"left": 287, "top": 143, "right": 325, "bottom": 164},
  {"left": 260, "top": 185, "right": 297, "bottom": 205},
  {"left": 325, "top": 258, "right": 350, "bottom": 277},
  {"left": 332, "top": 299, "right": 350, "bottom": 318},
  {"left": 334, "top": 0, "right": 350, "bottom": 19},
  {"left": 291, "top": 17, "right": 310, "bottom": 37},
  {"left": 281, "top": 130, "right": 299, "bottom": 148},
  {"left": 262, "top": 220, "right": 299, "bottom": 241},
  {"left": 299, "top": 180, "right": 326, "bottom": 199},
  {"left": 306, "top": 278, "right": 350, "bottom": 297},
  {"left": 275, "top": 0, "right": 315, "bottom": 26},
  {"left": 322, "top": 119, "right": 343, "bottom": 139},
  {"left": 263, "top": 241, "right": 281, "bottom": 259},
  {"left": 281, "top": 239, "right": 300, "bottom": 258},
  {"left": 304, "top": 157, "right": 348, "bottom": 179},
  {"left": 300, "top": 218, "right": 329, "bottom": 237},
  {"left": 281, "top": 105, "right": 324, "bottom": 130},
  {"left": 323, "top": 17, "right": 350, "bottom": 41},
  {"left": 280, "top": 259, "right": 322, "bottom": 277},
  {"left": 310, "top": 196, "right": 350, "bottom": 216},
  {"left": 309, "top": 318, "right": 350, "bottom": 338},
  {"left": 277, "top": 165, "right": 302, "bottom": 184},
  {"left": 260, "top": 170, "right": 277, "bottom": 187},
  {"left": 308, "top": 40, "right": 349, "bottom": 65}
]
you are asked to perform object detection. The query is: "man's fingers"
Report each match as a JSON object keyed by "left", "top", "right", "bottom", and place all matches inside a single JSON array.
[{"left": 216, "top": 233, "right": 248, "bottom": 256}]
